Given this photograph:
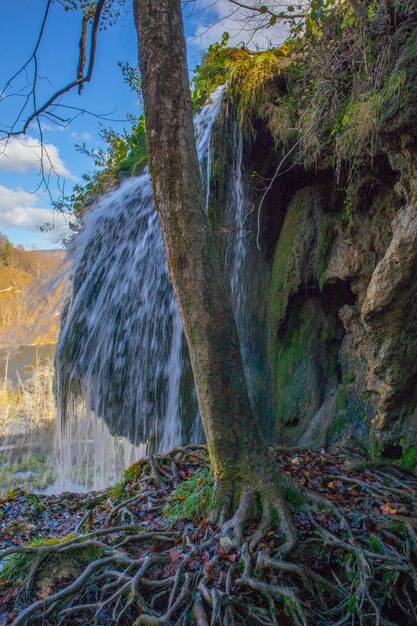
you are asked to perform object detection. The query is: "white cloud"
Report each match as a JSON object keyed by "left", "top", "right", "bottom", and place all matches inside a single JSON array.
[
  {"left": 0, "top": 135, "right": 74, "bottom": 179},
  {"left": 69, "top": 131, "right": 92, "bottom": 142},
  {"left": 0, "top": 184, "right": 69, "bottom": 234},
  {"left": 39, "top": 122, "right": 66, "bottom": 133},
  {"left": 0, "top": 186, "right": 33, "bottom": 210}
]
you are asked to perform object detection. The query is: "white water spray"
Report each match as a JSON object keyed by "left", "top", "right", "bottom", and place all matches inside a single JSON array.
[{"left": 54, "top": 88, "right": 225, "bottom": 490}]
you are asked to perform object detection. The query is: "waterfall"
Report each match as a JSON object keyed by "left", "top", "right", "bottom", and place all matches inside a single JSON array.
[
  {"left": 224, "top": 119, "right": 273, "bottom": 433},
  {"left": 54, "top": 88, "right": 225, "bottom": 489},
  {"left": 53, "top": 86, "right": 273, "bottom": 491}
]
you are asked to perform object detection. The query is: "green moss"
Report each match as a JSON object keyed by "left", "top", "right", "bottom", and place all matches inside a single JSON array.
[
  {"left": 348, "top": 593, "right": 357, "bottom": 614},
  {"left": 29, "top": 534, "right": 78, "bottom": 547},
  {"left": 267, "top": 189, "right": 308, "bottom": 340},
  {"left": 379, "top": 570, "right": 396, "bottom": 593},
  {"left": 401, "top": 446, "right": 417, "bottom": 472},
  {"left": 269, "top": 294, "right": 342, "bottom": 445},
  {"left": 284, "top": 486, "right": 304, "bottom": 507},
  {"left": 336, "top": 386, "right": 348, "bottom": 413},
  {"left": 110, "top": 480, "right": 128, "bottom": 502},
  {"left": 333, "top": 414, "right": 347, "bottom": 437},
  {"left": 123, "top": 461, "right": 143, "bottom": 482},
  {"left": 270, "top": 311, "right": 310, "bottom": 406},
  {"left": 268, "top": 188, "right": 340, "bottom": 343},
  {"left": 26, "top": 494, "right": 46, "bottom": 512},
  {"left": 192, "top": 34, "right": 295, "bottom": 122},
  {"left": 369, "top": 534, "right": 385, "bottom": 555},
  {"left": 0, "top": 533, "right": 105, "bottom": 587},
  {"left": 327, "top": 386, "right": 349, "bottom": 440},
  {"left": 110, "top": 459, "right": 146, "bottom": 501},
  {"left": 317, "top": 214, "right": 337, "bottom": 290}
]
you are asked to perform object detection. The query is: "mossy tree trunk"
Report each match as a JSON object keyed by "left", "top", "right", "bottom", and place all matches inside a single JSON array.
[{"left": 134, "top": 0, "right": 295, "bottom": 544}]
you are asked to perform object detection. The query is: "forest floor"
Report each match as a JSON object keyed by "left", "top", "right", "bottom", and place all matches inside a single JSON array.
[{"left": 0, "top": 444, "right": 416, "bottom": 625}]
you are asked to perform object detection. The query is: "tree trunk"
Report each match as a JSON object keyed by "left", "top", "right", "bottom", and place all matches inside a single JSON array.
[{"left": 134, "top": 0, "right": 296, "bottom": 546}]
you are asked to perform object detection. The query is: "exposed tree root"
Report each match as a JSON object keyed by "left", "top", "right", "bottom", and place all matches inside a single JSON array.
[{"left": 1, "top": 445, "right": 417, "bottom": 625}]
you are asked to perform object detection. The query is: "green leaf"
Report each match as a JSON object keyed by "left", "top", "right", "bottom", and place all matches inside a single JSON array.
[
  {"left": 270, "top": 15, "right": 277, "bottom": 25},
  {"left": 259, "top": 5, "right": 269, "bottom": 14}
]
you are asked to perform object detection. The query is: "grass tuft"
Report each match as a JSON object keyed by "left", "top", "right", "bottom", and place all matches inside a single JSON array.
[{"left": 165, "top": 469, "right": 214, "bottom": 524}]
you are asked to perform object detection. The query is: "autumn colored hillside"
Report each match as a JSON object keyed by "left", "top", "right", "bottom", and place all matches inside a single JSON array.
[{"left": 0, "top": 235, "right": 65, "bottom": 348}]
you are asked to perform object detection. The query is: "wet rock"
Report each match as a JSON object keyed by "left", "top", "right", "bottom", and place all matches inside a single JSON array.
[{"left": 363, "top": 202, "right": 417, "bottom": 448}]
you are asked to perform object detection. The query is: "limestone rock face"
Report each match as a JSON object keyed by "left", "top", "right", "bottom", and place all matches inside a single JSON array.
[
  {"left": 267, "top": 179, "right": 417, "bottom": 456},
  {"left": 362, "top": 203, "right": 417, "bottom": 450}
]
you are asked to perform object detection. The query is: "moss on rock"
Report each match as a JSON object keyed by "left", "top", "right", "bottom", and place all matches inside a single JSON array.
[
  {"left": 267, "top": 189, "right": 309, "bottom": 338},
  {"left": 267, "top": 187, "right": 344, "bottom": 445},
  {"left": 401, "top": 446, "right": 417, "bottom": 472},
  {"left": 269, "top": 297, "right": 340, "bottom": 445}
]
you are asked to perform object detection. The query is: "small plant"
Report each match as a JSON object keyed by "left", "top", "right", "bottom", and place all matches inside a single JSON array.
[
  {"left": 26, "top": 494, "right": 46, "bottom": 512},
  {"left": 110, "top": 479, "right": 128, "bottom": 502},
  {"left": 192, "top": 35, "right": 294, "bottom": 124},
  {"left": 165, "top": 469, "right": 214, "bottom": 523}
]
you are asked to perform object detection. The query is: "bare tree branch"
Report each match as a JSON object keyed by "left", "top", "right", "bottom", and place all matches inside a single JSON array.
[
  {"left": 227, "top": 0, "right": 306, "bottom": 20},
  {"left": 2, "top": 0, "right": 107, "bottom": 138},
  {"left": 1, "top": 0, "right": 53, "bottom": 97},
  {"left": 77, "top": 14, "right": 91, "bottom": 94}
]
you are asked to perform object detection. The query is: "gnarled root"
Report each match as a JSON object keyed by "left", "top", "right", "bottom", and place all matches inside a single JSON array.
[
  {"left": 210, "top": 450, "right": 299, "bottom": 558},
  {"left": 2, "top": 446, "right": 417, "bottom": 626},
  {"left": 214, "top": 481, "right": 297, "bottom": 556}
]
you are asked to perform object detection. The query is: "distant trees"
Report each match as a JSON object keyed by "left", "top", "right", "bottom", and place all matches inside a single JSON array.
[
  {"left": 0, "top": 235, "right": 14, "bottom": 268},
  {"left": 0, "top": 233, "right": 41, "bottom": 276}
]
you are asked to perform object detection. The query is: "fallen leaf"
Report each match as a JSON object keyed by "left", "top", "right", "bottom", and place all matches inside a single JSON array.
[
  {"left": 380, "top": 502, "right": 398, "bottom": 515},
  {"left": 221, "top": 553, "right": 238, "bottom": 563},
  {"left": 169, "top": 550, "right": 181, "bottom": 563}
]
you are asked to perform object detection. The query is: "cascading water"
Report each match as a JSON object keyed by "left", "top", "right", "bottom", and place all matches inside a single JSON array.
[
  {"left": 227, "top": 123, "right": 249, "bottom": 358},
  {"left": 224, "top": 119, "right": 273, "bottom": 432},
  {"left": 53, "top": 85, "right": 276, "bottom": 491},
  {"left": 54, "top": 88, "right": 225, "bottom": 489}
]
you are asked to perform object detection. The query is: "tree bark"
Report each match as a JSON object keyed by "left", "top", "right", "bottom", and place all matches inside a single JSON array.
[{"left": 134, "top": 0, "right": 295, "bottom": 544}]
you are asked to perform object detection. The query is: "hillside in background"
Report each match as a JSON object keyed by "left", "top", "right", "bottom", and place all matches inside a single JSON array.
[{"left": 0, "top": 235, "right": 65, "bottom": 348}]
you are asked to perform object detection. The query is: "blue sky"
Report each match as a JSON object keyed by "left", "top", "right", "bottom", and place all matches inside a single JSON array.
[{"left": 0, "top": 0, "right": 285, "bottom": 249}]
